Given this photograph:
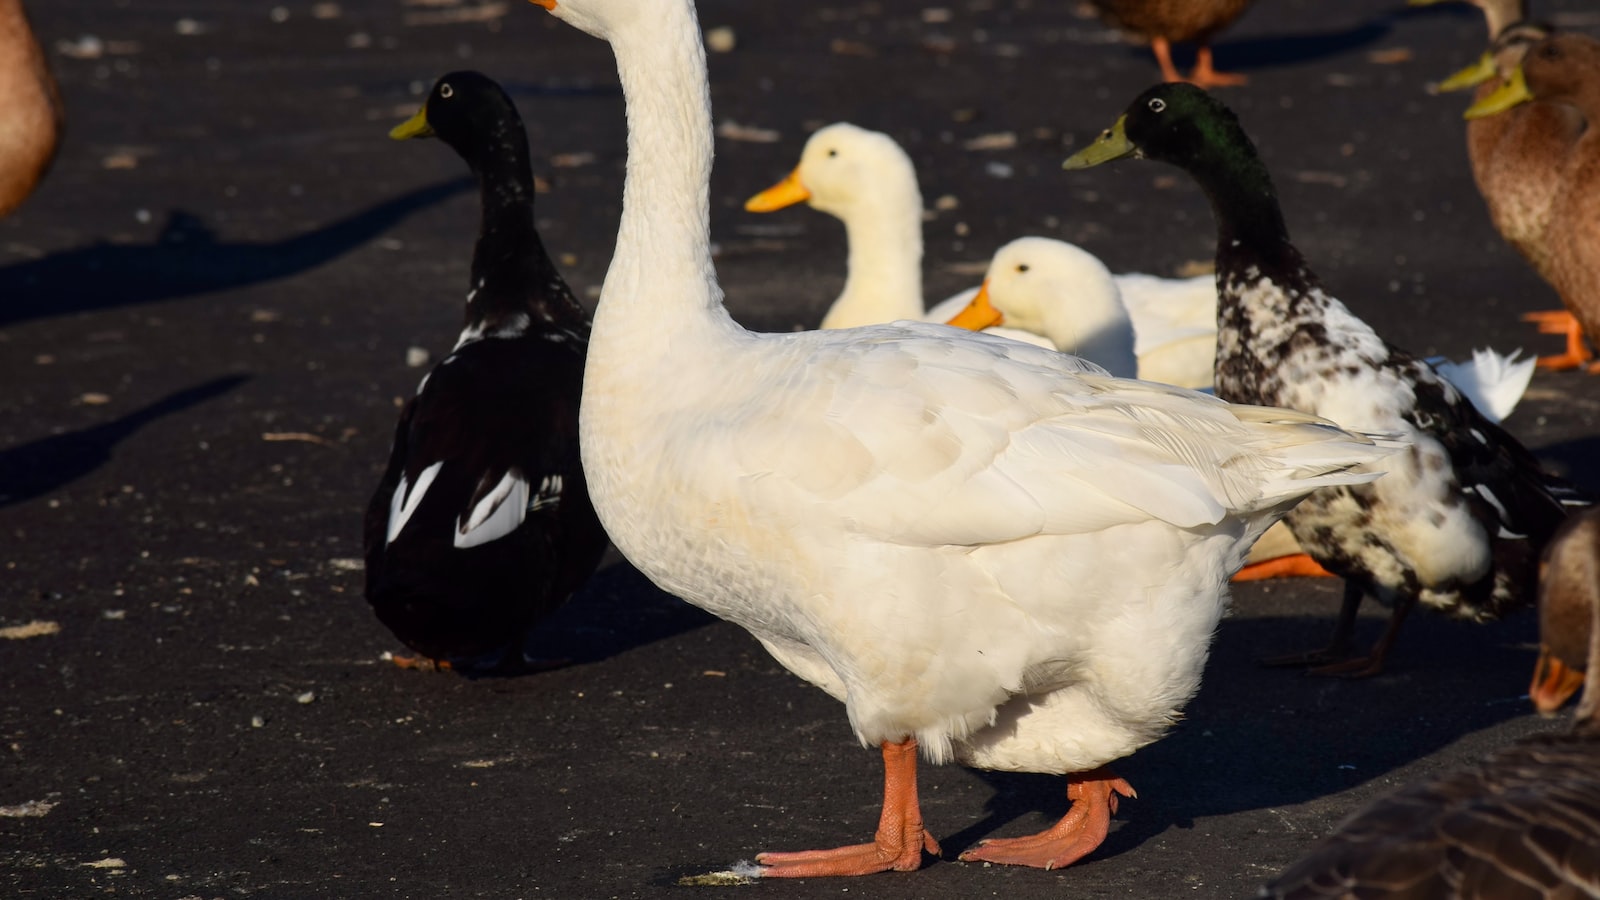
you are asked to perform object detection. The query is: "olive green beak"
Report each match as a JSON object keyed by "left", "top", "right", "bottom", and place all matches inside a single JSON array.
[
  {"left": 1438, "top": 51, "right": 1499, "bottom": 92},
  {"left": 1063, "top": 115, "right": 1135, "bottom": 170},
  {"left": 390, "top": 106, "right": 435, "bottom": 140},
  {"left": 1464, "top": 66, "right": 1532, "bottom": 119}
]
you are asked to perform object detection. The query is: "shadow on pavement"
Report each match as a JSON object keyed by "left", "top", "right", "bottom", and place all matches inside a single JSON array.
[
  {"left": 940, "top": 606, "right": 1535, "bottom": 858},
  {"left": 0, "top": 374, "right": 251, "bottom": 508},
  {"left": 0, "top": 177, "right": 471, "bottom": 328}
]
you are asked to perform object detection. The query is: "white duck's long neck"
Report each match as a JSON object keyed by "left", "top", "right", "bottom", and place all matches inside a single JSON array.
[
  {"left": 825, "top": 179, "right": 925, "bottom": 329},
  {"left": 586, "top": 4, "right": 740, "bottom": 385}
]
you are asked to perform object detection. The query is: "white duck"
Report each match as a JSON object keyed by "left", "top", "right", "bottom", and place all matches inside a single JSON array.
[
  {"left": 536, "top": 0, "right": 1397, "bottom": 877},
  {"left": 944, "top": 237, "right": 1138, "bottom": 378},
  {"left": 745, "top": 121, "right": 1219, "bottom": 386}
]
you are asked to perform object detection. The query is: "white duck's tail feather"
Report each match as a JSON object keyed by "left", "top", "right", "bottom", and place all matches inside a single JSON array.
[{"left": 1426, "top": 348, "right": 1535, "bottom": 425}]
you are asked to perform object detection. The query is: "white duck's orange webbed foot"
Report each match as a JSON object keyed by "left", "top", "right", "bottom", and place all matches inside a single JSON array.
[
  {"left": 758, "top": 738, "right": 941, "bottom": 877},
  {"left": 958, "top": 768, "right": 1134, "bottom": 870},
  {"left": 1233, "top": 553, "right": 1333, "bottom": 581}
]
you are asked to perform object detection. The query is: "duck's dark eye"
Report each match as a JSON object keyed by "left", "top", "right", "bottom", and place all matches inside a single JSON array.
[
  {"left": 827, "top": 148, "right": 838, "bottom": 158},
  {"left": 1538, "top": 43, "right": 1560, "bottom": 61},
  {"left": 440, "top": 83, "right": 454, "bottom": 99},
  {"left": 1016, "top": 264, "right": 1030, "bottom": 274},
  {"left": 1148, "top": 97, "right": 1166, "bottom": 113}
]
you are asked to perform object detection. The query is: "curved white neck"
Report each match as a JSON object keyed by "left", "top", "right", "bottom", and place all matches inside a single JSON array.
[
  {"left": 823, "top": 188, "right": 925, "bottom": 328},
  {"left": 587, "top": 4, "right": 737, "bottom": 380}
]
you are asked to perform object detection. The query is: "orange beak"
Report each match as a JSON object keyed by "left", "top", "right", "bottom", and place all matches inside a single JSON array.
[
  {"left": 1529, "top": 645, "right": 1586, "bottom": 715},
  {"left": 529, "top": 0, "right": 557, "bottom": 9},
  {"left": 944, "top": 282, "right": 1005, "bottom": 331},
  {"left": 744, "top": 168, "right": 810, "bottom": 212}
]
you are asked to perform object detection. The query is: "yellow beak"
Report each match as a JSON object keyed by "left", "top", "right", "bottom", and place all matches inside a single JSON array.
[
  {"left": 1464, "top": 66, "right": 1532, "bottom": 119},
  {"left": 944, "top": 283, "right": 1005, "bottom": 331},
  {"left": 744, "top": 169, "right": 811, "bottom": 212},
  {"left": 528, "top": 0, "right": 557, "bottom": 9},
  {"left": 390, "top": 106, "right": 434, "bottom": 140},
  {"left": 1063, "top": 115, "right": 1135, "bottom": 171},
  {"left": 1438, "top": 51, "right": 1499, "bottom": 92}
]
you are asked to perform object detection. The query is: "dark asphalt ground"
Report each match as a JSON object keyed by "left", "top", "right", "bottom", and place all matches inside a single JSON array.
[{"left": 4, "top": 0, "right": 1600, "bottom": 897}]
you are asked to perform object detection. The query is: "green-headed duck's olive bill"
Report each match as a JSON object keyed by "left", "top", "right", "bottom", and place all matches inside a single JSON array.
[{"left": 1063, "top": 116, "right": 1135, "bottom": 170}]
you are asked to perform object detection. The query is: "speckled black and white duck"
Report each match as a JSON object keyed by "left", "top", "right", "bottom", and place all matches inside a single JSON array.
[
  {"left": 1065, "top": 83, "right": 1589, "bottom": 677},
  {"left": 1258, "top": 506, "right": 1600, "bottom": 899},
  {"left": 363, "top": 71, "right": 608, "bottom": 675}
]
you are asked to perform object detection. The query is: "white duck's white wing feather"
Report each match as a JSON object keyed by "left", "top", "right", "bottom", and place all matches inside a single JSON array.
[{"left": 719, "top": 324, "right": 1388, "bottom": 550}]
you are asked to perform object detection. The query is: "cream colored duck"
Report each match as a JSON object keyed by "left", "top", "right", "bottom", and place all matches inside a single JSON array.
[
  {"left": 943, "top": 237, "right": 1137, "bottom": 377},
  {"left": 0, "top": 0, "right": 61, "bottom": 216},
  {"left": 746, "top": 121, "right": 1219, "bottom": 386},
  {"left": 535, "top": 0, "right": 1398, "bottom": 877}
]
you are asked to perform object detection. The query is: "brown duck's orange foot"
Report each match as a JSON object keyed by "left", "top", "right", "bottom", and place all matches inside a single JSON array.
[
  {"left": 1520, "top": 310, "right": 1595, "bottom": 370},
  {"left": 1188, "top": 46, "right": 1248, "bottom": 87},
  {"left": 1233, "top": 553, "right": 1334, "bottom": 582},
  {"left": 389, "top": 653, "right": 453, "bottom": 672},
  {"left": 760, "top": 737, "right": 942, "bottom": 878},
  {"left": 958, "top": 768, "right": 1135, "bottom": 870}
]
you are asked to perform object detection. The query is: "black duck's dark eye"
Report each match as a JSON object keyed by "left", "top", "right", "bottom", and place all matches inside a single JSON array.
[
  {"left": 1148, "top": 97, "right": 1166, "bottom": 113},
  {"left": 1017, "top": 264, "right": 1030, "bottom": 274},
  {"left": 440, "top": 83, "right": 454, "bottom": 99}
]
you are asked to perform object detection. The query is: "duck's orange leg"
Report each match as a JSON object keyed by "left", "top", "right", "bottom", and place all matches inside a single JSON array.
[
  {"left": 758, "top": 737, "right": 941, "bottom": 877},
  {"left": 390, "top": 654, "right": 453, "bottom": 672},
  {"left": 1521, "top": 310, "right": 1595, "bottom": 371},
  {"left": 958, "top": 768, "right": 1135, "bottom": 870},
  {"left": 1233, "top": 553, "right": 1333, "bottom": 581},
  {"left": 1189, "top": 45, "right": 1249, "bottom": 87},
  {"left": 1149, "top": 37, "right": 1186, "bottom": 83}
]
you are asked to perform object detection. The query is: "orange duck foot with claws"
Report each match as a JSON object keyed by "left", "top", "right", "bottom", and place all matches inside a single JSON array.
[
  {"left": 958, "top": 768, "right": 1136, "bottom": 869},
  {"left": 758, "top": 738, "right": 942, "bottom": 877},
  {"left": 1521, "top": 310, "right": 1597, "bottom": 371}
]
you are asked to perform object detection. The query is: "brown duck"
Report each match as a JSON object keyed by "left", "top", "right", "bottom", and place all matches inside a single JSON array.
[
  {"left": 0, "top": 0, "right": 61, "bottom": 217},
  {"left": 1086, "top": 0, "right": 1256, "bottom": 88},
  {"left": 1259, "top": 505, "right": 1600, "bottom": 899},
  {"left": 1467, "top": 33, "right": 1600, "bottom": 373}
]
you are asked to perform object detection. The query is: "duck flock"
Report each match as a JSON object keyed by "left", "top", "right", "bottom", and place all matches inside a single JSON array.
[{"left": 6, "top": 0, "right": 1600, "bottom": 895}]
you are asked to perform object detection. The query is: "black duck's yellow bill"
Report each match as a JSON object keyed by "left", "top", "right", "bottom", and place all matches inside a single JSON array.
[
  {"left": 744, "top": 169, "right": 811, "bottom": 212},
  {"left": 390, "top": 107, "right": 434, "bottom": 140},
  {"left": 944, "top": 283, "right": 1005, "bottom": 331},
  {"left": 1063, "top": 116, "right": 1135, "bottom": 170},
  {"left": 1439, "top": 51, "right": 1499, "bottom": 92},
  {"left": 1464, "top": 66, "right": 1532, "bottom": 119}
]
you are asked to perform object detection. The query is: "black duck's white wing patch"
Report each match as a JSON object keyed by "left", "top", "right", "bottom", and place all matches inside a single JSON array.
[
  {"left": 530, "top": 474, "right": 563, "bottom": 512},
  {"left": 454, "top": 469, "right": 530, "bottom": 549},
  {"left": 387, "top": 460, "right": 444, "bottom": 545}
]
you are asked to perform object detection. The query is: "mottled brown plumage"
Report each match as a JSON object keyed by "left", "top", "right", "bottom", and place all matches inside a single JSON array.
[
  {"left": 1259, "top": 507, "right": 1600, "bottom": 900},
  {"left": 0, "top": 0, "right": 61, "bottom": 217},
  {"left": 1464, "top": 24, "right": 1571, "bottom": 281},
  {"left": 1087, "top": 0, "right": 1256, "bottom": 87}
]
